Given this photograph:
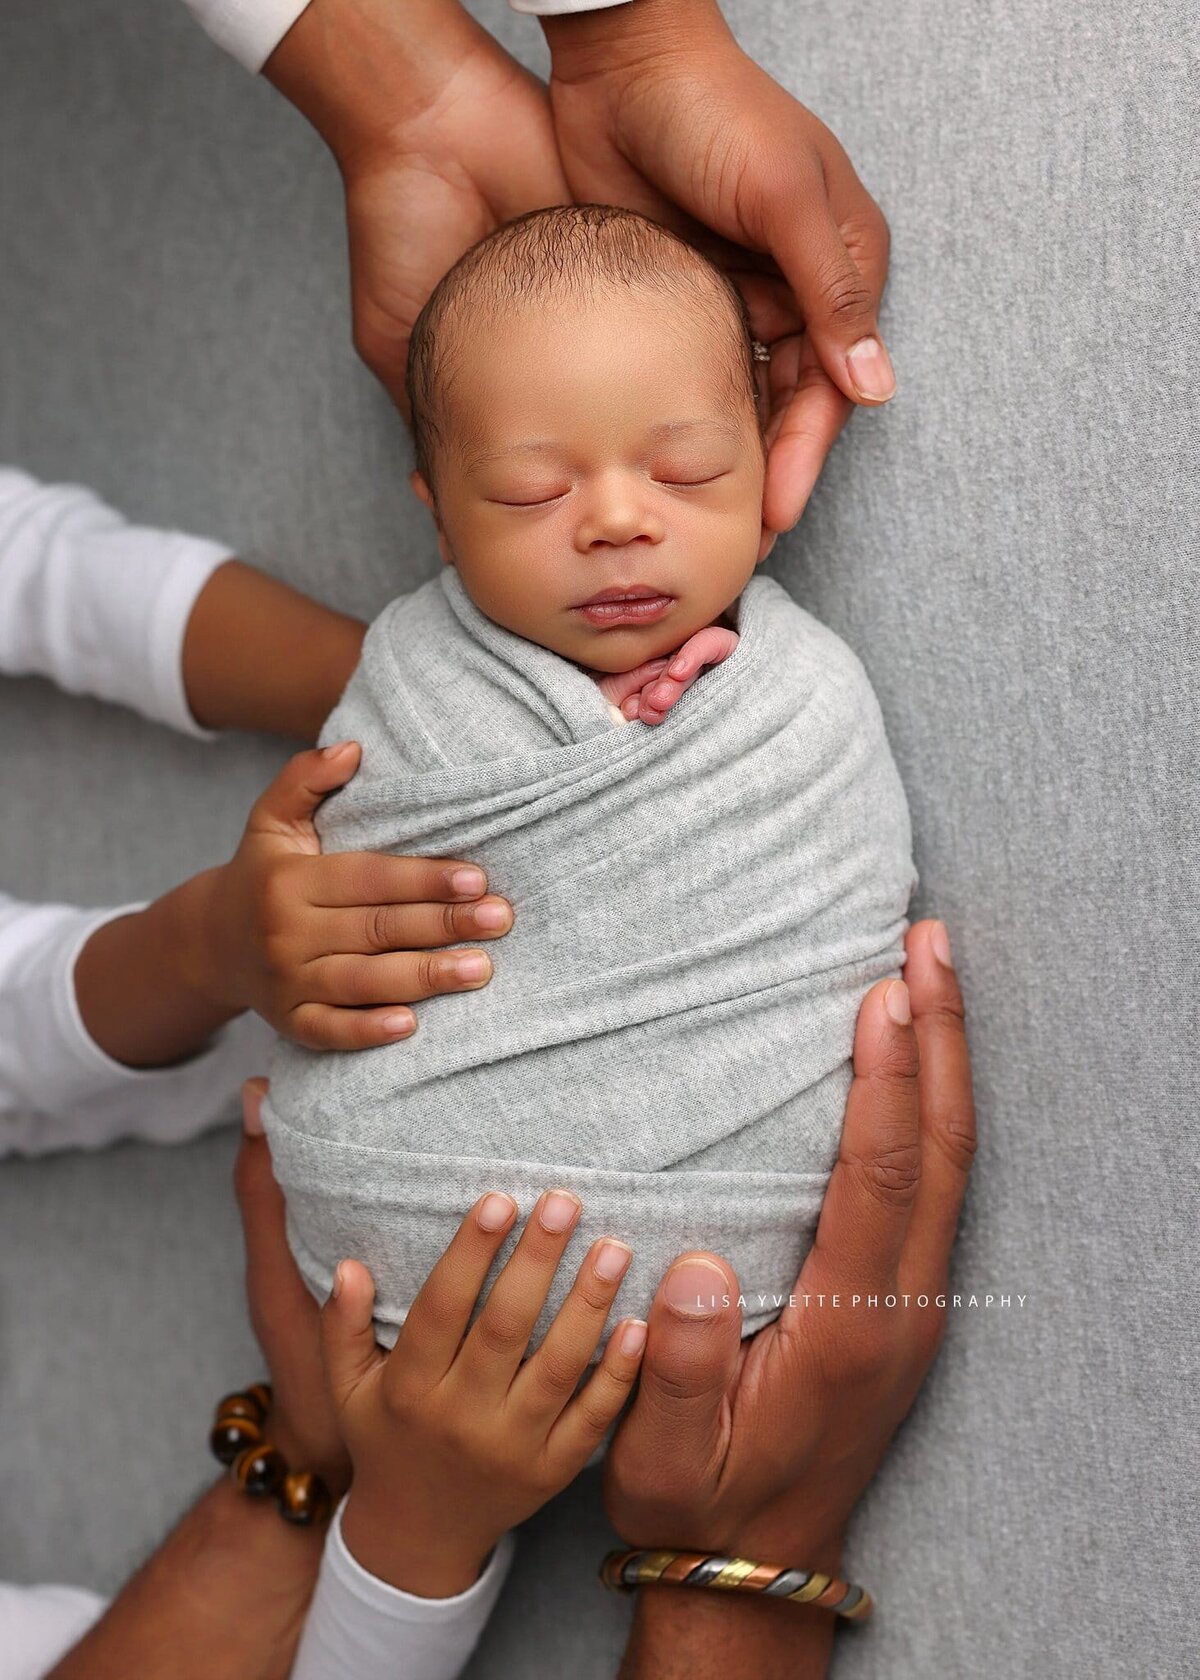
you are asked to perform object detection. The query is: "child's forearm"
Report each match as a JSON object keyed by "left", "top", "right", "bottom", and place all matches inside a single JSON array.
[
  {"left": 72, "top": 870, "right": 242, "bottom": 1069},
  {"left": 182, "top": 559, "right": 365, "bottom": 742}
]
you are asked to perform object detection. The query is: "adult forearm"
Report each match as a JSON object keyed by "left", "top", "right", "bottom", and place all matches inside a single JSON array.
[
  {"left": 619, "top": 1586, "right": 835, "bottom": 1679},
  {"left": 183, "top": 560, "right": 364, "bottom": 742},
  {"left": 47, "top": 1477, "right": 323, "bottom": 1680}
]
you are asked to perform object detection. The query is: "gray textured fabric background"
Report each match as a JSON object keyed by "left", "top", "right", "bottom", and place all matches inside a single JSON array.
[{"left": 0, "top": 1, "right": 1196, "bottom": 1675}]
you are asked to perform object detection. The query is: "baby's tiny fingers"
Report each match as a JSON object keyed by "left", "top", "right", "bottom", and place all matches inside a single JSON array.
[
  {"left": 547, "top": 1319, "right": 648, "bottom": 1470},
  {"left": 287, "top": 1003, "right": 416, "bottom": 1051}
]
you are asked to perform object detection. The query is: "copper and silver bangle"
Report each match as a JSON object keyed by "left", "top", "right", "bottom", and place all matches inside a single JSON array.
[
  {"left": 599, "top": 1549, "right": 873, "bottom": 1622},
  {"left": 208, "top": 1383, "right": 332, "bottom": 1528}
]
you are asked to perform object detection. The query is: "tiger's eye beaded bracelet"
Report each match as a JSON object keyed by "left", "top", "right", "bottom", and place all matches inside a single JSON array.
[
  {"left": 208, "top": 1383, "right": 332, "bottom": 1527},
  {"left": 599, "top": 1549, "right": 873, "bottom": 1621}
]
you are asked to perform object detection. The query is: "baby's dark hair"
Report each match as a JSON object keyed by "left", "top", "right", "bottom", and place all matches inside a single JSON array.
[{"left": 406, "top": 203, "right": 762, "bottom": 490}]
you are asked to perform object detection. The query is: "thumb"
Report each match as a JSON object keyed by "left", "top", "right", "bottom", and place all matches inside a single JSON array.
[
  {"left": 769, "top": 190, "right": 895, "bottom": 407},
  {"left": 247, "top": 741, "right": 361, "bottom": 845},
  {"left": 321, "top": 1259, "right": 384, "bottom": 1404},
  {"left": 637, "top": 1253, "right": 743, "bottom": 1444}
]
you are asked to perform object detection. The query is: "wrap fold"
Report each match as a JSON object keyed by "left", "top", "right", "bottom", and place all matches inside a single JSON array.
[{"left": 265, "top": 567, "right": 915, "bottom": 1343}]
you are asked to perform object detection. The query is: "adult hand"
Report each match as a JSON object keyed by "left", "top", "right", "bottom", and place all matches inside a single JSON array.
[
  {"left": 541, "top": 0, "right": 895, "bottom": 534},
  {"left": 234, "top": 1078, "right": 350, "bottom": 1493},
  {"left": 605, "top": 919, "right": 974, "bottom": 1577},
  {"left": 263, "top": 0, "right": 569, "bottom": 410},
  {"left": 187, "top": 741, "right": 513, "bottom": 1048}
]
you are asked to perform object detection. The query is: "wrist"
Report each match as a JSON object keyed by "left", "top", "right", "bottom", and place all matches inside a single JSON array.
[
  {"left": 167, "top": 866, "right": 246, "bottom": 1018},
  {"left": 624, "top": 1581, "right": 835, "bottom": 1680},
  {"left": 542, "top": 0, "right": 731, "bottom": 83},
  {"left": 340, "top": 1487, "right": 493, "bottom": 1599},
  {"left": 264, "top": 0, "right": 483, "bottom": 173}
]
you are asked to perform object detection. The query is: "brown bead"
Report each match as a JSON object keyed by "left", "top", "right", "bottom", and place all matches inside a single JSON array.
[
  {"left": 278, "top": 1470, "right": 332, "bottom": 1527},
  {"left": 209, "top": 1416, "right": 263, "bottom": 1465},
  {"left": 214, "top": 1392, "right": 263, "bottom": 1425},
  {"left": 245, "top": 1382, "right": 272, "bottom": 1420},
  {"left": 232, "top": 1444, "right": 286, "bottom": 1497}
]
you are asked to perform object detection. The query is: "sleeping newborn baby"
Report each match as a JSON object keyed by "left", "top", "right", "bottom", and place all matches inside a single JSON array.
[{"left": 264, "top": 204, "right": 915, "bottom": 1347}]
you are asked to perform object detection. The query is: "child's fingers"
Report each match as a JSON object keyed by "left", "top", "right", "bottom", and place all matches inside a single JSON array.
[
  {"left": 317, "top": 897, "right": 513, "bottom": 957},
  {"left": 455, "top": 1189, "right": 583, "bottom": 1399},
  {"left": 546, "top": 1318, "right": 648, "bottom": 1470},
  {"left": 299, "top": 949, "right": 494, "bottom": 1009},
  {"left": 321, "top": 1258, "right": 386, "bottom": 1406},
  {"left": 509, "top": 1238, "right": 633, "bottom": 1426},
  {"left": 287, "top": 1003, "right": 417, "bottom": 1051},
  {"left": 247, "top": 743, "right": 362, "bottom": 844},
  {"left": 388, "top": 1192, "right": 520, "bottom": 1389}
]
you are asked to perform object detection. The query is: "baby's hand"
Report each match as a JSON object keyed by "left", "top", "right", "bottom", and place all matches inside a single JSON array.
[
  {"left": 191, "top": 743, "right": 514, "bottom": 1050},
  {"left": 327, "top": 1191, "right": 646, "bottom": 1598},
  {"left": 599, "top": 625, "right": 740, "bottom": 726}
]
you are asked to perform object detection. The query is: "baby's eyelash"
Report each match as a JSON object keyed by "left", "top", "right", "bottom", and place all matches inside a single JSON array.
[
  {"left": 490, "top": 492, "right": 568, "bottom": 508},
  {"left": 655, "top": 472, "right": 730, "bottom": 488}
]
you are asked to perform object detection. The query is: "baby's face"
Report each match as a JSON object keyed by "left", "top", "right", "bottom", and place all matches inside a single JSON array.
[{"left": 412, "top": 287, "right": 766, "bottom": 672}]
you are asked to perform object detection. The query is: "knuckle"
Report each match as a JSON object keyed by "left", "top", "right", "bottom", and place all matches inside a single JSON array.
[
  {"left": 441, "top": 902, "right": 463, "bottom": 943},
  {"left": 842, "top": 1140, "right": 923, "bottom": 1209},
  {"left": 929, "top": 1107, "right": 979, "bottom": 1175},
  {"left": 363, "top": 903, "right": 395, "bottom": 953},
  {"left": 473, "top": 1308, "right": 526, "bottom": 1361},
  {"left": 530, "top": 1348, "right": 581, "bottom": 1404},
  {"left": 817, "top": 263, "right": 875, "bottom": 327}
]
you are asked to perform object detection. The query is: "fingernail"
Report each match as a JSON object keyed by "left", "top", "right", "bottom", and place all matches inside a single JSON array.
[
  {"left": 478, "top": 1192, "right": 517, "bottom": 1231},
  {"left": 241, "top": 1084, "right": 265, "bottom": 1136},
  {"left": 846, "top": 336, "right": 896, "bottom": 402},
  {"left": 540, "top": 1190, "right": 581, "bottom": 1234},
  {"left": 321, "top": 740, "right": 355, "bottom": 758},
  {"left": 594, "top": 1240, "right": 633, "bottom": 1283},
  {"left": 450, "top": 867, "right": 486, "bottom": 897},
  {"left": 619, "top": 1319, "right": 648, "bottom": 1357},
  {"left": 930, "top": 920, "right": 953, "bottom": 968},
  {"left": 663, "top": 1258, "right": 729, "bottom": 1318},
  {"left": 472, "top": 901, "right": 511, "bottom": 931},
  {"left": 668, "top": 657, "right": 686, "bottom": 677},
  {"left": 381, "top": 1010, "right": 416, "bottom": 1038},
  {"left": 331, "top": 1261, "right": 345, "bottom": 1300},
  {"left": 885, "top": 980, "right": 912, "bottom": 1024},
  {"left": 453, "top": 952, "right": 490, "bottom": 985}
]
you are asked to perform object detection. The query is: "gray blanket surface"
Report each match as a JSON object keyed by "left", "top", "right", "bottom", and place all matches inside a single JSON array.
[{"left": 264, "top": 567, "right": 915, "bottom": 1343}]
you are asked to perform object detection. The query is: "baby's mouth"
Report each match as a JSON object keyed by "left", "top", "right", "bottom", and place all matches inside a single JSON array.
[{"left": 573, "top": 586, "right": 675, "bottom": 627}]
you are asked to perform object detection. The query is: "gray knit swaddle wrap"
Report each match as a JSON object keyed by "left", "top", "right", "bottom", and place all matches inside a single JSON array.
[{"left": 264, "top": 567, "right": 915, "bottom": 1345}]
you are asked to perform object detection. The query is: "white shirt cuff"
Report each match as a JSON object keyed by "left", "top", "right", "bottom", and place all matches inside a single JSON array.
[
  {"left": 180, "top": 0, "right": 315, "bottom": 73},
  {"left": 290, "top": 1495, "right": 515, "bottom": 1680},
  {"left": 509, "top": 0, "right": 634, "bottom": 12}
]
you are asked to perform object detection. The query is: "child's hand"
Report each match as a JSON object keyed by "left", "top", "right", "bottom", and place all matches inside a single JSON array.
[
  {"left": 190, "top": 742, "right": 514, "bottom": 1049},
  {"left": 327, "top": 1190, "right": 647, "bottom": 1597},
  {"left": 597, "top": 626, "right": 740, "bottom": 726}
]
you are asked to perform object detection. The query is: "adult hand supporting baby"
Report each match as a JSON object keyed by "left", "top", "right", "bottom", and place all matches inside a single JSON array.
[
  {"left": 262, "top": 0, "right": 570, "bottom": 409},
  {"left": 540, "top": 0, "right": 895, "bottom": 534},
  {"left": 604, "top": 919, "right": 975, "bottom": 1678}
]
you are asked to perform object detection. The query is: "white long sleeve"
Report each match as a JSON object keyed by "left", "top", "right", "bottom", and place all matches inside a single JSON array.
[
  {"left": 291, "top": 1499, "right": 515, "bottom": 1680},
  {"left": 0, "top": 467, "right": 231, "bottom": 736},
  {"left": 179, "top": 0, "right": 632, "bottom": 74}
]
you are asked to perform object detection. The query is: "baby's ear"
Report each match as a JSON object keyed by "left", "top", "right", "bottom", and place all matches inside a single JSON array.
[{"left": 409, "top": 469, "right": 455, "bottom": 568}]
